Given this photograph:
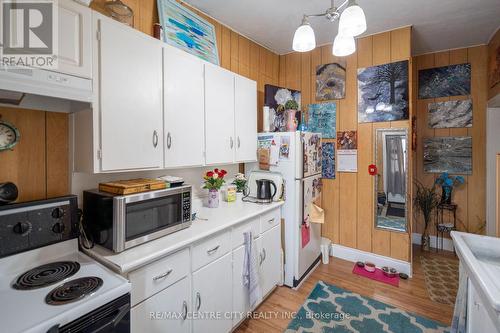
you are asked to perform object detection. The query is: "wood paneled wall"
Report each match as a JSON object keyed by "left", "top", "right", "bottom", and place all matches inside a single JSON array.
[
  {"left": 91, "top": 0, "right": 280, "bottom": 130},
  {"left": 488, "top": 28, "right": 500, "bottom": 101},
  {"left": 280, "top": 27, "right": 413, "bottom": 262},
  {"left": 413, "top": 46, "right": 488, "bottom": 236},
  {"left": 0, "top": 109, "right": 69, "bottom": 201}
]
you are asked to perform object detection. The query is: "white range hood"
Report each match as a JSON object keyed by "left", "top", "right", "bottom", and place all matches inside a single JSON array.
[{"left": 0, "top": 65, "right": 92, "bottom": 112}]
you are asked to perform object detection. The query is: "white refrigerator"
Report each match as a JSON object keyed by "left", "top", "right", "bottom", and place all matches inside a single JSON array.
[{"left": 252, "top": 131, "right": 323, "bottom": 288}]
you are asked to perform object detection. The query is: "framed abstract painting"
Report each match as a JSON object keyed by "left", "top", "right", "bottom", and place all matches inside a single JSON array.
[
  {"left": 307, "top": 103, "right": 336, "bottom": 139},
  {"left": 158, "top": 0, "right": 219, "bottom": 65}
]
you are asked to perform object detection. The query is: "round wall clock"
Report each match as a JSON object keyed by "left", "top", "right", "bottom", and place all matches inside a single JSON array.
[{"left": 0, "top": 120, "right": 20, "bottom": 151}]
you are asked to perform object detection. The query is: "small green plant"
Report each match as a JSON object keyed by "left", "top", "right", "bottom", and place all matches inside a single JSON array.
[
  {"left": 284, "top": 99, "right": 299, "bottom": 110},
  {"left": 231, "top": 173, "right": 247, "bottom": 192},
  {"left": 414, "top": 180, "right": 440, "bottom": 235}
]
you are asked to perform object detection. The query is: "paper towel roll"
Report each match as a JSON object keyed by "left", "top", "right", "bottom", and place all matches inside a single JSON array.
[{"left": 263, "top": 106, "right": 270, "bottom": 132}]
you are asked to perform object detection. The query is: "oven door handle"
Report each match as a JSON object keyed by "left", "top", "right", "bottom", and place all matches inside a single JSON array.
[{"left": 81, "top": 303, "right": 130, "bottom": 333}]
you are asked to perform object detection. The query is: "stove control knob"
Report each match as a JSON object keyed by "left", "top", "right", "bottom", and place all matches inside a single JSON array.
[
  {"left": 51, "top": 207, "right": 65, "bottom": 219},
  {"left": 13, "top": 222, "right": 30, "bottom": 234},
  {"left": 52, "top": 222, "right": 66, "bottom": 234}
]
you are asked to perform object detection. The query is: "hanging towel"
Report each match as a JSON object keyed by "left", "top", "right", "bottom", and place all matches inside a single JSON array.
[
  {"left": 309, "top": 203, "right": 324, "bottom": 224},
  {"left": 451, "top": 263, "right": 468, "bottom": 333},
  {"left": 243, "top": 231, "right": 261, "bottom": 308}
]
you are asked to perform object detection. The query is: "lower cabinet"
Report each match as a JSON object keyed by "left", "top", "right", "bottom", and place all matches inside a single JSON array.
[
  {"left": 131, "top": 277, "right": 191, "bottom": 333},
  {"left": 467, "top": 279, "right": 498, "bottom": 333},
  {"left": 192, "top": 252, "right": 233, "bottom": 333},
  {"left": 259, "top": 224, "right": 282, "bottom": 297}
]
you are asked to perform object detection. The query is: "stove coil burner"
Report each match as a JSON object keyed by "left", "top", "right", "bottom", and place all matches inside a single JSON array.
[
  {"left": 45, "top": 277, "right": 103, "bottom": 305},
  {"left": 13, "top": 261, "right": 81, "bottom": 290}
]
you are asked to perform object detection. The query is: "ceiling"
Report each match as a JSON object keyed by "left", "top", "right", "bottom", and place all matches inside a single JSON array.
[{"left": 183, "top": 0, "right": 500, "bottom": 55}]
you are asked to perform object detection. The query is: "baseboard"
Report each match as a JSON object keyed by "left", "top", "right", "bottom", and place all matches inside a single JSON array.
[
  {"left": 412, "top": 232, "right": 455, "bottom": 252},
  {"left": 330, "top": 244, "right": 412, "bottom": 277}
]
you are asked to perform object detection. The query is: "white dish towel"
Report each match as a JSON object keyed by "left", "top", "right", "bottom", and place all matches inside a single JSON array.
[{"left": 243, "top": 231, "right": 261, "bottom": 308}]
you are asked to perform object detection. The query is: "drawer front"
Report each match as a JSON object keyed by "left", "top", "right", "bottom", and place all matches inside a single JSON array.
[
  {"left": 129, "top": 248, "right": 190, "bottom": 306},
  {"left": 231, "top": 217, "right": 259, "bottom": 249},
  {"left": 260, "top": 208, "right": 281, "bottom": 233},
  {"left": 192, "top": 230, "right": 231, "bottom": 271}
]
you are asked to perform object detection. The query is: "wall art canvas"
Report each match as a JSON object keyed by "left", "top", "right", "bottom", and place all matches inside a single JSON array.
[
  {"left": 321, "top": 142, "right": 335, "bottom": 179},
  {"left": 418, "top": 63, "right": 471, "bottom": 99},
  {"left": 158, "top": 0, "right": 219, "bottom": 65},
  {"left": 428, "top": 99, "right": 473, "bottom": 128},
  {"left": 358, "top": 60, "right": 409, "bottom": 123},
  {"left": 337, "top": 131, "right": 357, "bottom": 150},
  {"left": 489, "top": 44, "right": 500, "bottom": 89},
  {"left": 316, "top": 62, "right": 346, "bottom": 100},
  {"left": 424, "top": 137, "right": 472, "bottom": 175},
  {"left": 264, "top": 84, "right": 301, "bottom": 132},
  {"left": 307, "top": 103, "right": 336, "bottom": 138}
]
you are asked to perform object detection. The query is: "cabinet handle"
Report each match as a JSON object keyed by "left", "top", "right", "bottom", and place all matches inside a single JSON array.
[
  {"left": 152, "top": 130, "right": 159, "bottom": 148},
  {"left": 181, "top": 301, "right": 188, "bottom": 320},
  {"left": 268, "top": 218, "right": 275, "bottom": 224},
  {"left": 152, "top": 268, "right": 173, "bottom": 281},
  {"left": 237, "top": 136, "right": 241, "bottom": 148},
  {"left": 261, "top": 248, "right": 267, "bottom": 263},
  {"left": 167, "top": 132, "right": 172, "bottom": 149},
  {"left": 196, "top": 292, "right": 202, "bottom": 311},
  {"left": 207, "top": 245, "right": 220, "bottom": 255},
  {"left": 230, "top": 137, "right": 234, "bottom": 149}
]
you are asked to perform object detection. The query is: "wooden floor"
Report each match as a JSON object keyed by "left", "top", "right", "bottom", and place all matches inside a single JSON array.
[{"left": 235, "top": 245, "right": 457, "bottom": 332}]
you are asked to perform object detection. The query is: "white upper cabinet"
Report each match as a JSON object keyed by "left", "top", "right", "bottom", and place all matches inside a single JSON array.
[
  {"left": 204, "top": 63, "right": 235, "bottom": 165},
  {"left": 234, "top": 74, "right": 257, "bottom": 162},
  {"left": 163, "top": 45, "right": 205, "bottom": 168},
  {"left": 95, "top": 13, "right": 163, "bottom": 171},
  {"left": 56, "top": 0, "right": 92, "bottom": 78}
]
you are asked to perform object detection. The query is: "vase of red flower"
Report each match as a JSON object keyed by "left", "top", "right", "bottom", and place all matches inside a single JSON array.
[{"left": 203, "top": 168, "right": 227, "bottom": 208}]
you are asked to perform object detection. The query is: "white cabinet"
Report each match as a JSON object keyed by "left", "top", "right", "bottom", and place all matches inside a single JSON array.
[
  {"left": 234, "top": 75, "right": 257, "bottom": 162},
  {"left": 163, "top": 45, "right": 205, "bottom": 168},
  {"left": 131, "top": 277, "right": 191, "bottom": 333},
  {"left": 467, "top": 279, "right": 498, "bottom": 333},
  {"left": 204, "top": 63, "right": 235, "bottom": 165},
  {"left": 192, "top": 252, "right": 233, "bottom": 333},
  {"left": 56, "top": 0, "right": 92, "bottom": 78},
  {"left": 95, "top": 13, "right": 163, "bottom": 171},
  {"left": 259, "top": 224, "right": 282, "bottom": 297}
]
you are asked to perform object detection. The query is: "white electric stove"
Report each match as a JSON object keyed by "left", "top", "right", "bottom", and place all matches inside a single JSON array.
[{"left": 0, "top": 196, "right": 131, "bottom": 333}]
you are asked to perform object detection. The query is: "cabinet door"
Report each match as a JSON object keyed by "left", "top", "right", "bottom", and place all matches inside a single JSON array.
[
  {"left": 193, "top": 252, "right": 233, "bottom": 333},
  {"left": 56, "top": 0, "right": 91, "bottom": 78},
  {"left": 234, "top": 75, "right": 257, "bottom": 162},
  {"left": 467, "top": 280, "right": 497, "bottom": 333},
  {"left": 131, "top": 277, "right": 191, "bottom": 333},
  {"left": 259, "top": 224, "right": 282, "bottom": 297},
  {"left": 204, "top": 63, "right": 235, "bottom": 165},
  {"left": 232, "top": 241, "right": 262, "bottom": 327},
  {"left": 97, "top": 15, "right": 163, "bottom": 171},
  {"left": 164, "top": 46, "right": 205, "bottom": 168}
]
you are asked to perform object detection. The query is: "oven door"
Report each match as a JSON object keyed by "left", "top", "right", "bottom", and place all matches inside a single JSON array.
[{"left": 114, "top": 188, "right": 191, "bottom": 252}]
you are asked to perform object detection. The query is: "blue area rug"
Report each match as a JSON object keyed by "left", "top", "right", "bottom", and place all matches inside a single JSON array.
[{"left": 285, "top": 281, "right": 450, "bottom": 333}]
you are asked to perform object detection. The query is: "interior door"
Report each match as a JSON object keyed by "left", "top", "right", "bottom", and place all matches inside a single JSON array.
[
  {"left": 56, "top": 0, "right": 91, "bottom": 78},
  {"left": 234, "top": 75, "right": 257, "bottom": 162},
  {"left": 204, "top": 63, "right": 235, "bottom": 165},
  {"left": 131, "top": 277, "right": 191, "bottom": 333},
  {"left": 97, "top": 15, "right": 163, "bottom": 171},
  {"left": 164, "top": 45, "right": 205, "bottom": 168},
  {"left": 192, "top": 253, "right": 233, "bottom": 333}
]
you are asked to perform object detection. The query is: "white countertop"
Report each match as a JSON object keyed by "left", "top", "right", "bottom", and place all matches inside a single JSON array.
[
  {"left": 83, "top": 200, "right": 284, "bottom": 274},
  {"left": 451, "top": 231, "right": 500, "bottom": 312}
]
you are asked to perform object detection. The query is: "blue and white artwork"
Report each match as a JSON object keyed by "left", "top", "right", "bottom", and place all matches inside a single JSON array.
[
  {"left": 158, "top": 0, "right": 219, "bottom": 65},
  {"left": 358, "top": 60, "right": 409, "bottom": 123},
  {"left": 321, "top": 142, "right": 335, "bottom": 179},
  {"left": 307, "top": 103, "right": 336, "bottom": 138},
  {"left": 424, "top": 136, "right": 472, "bottom": 175},
  {"left": 428, "top": 99, "right": 473, "bottom": 128},
  {"left": 419, "top": 63, "right": 471, "bottom": 99}
]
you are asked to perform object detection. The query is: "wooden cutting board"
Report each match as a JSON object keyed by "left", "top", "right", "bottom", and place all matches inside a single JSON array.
[{"left": 99, "top": 178, "right": 166, "bottom": 195}]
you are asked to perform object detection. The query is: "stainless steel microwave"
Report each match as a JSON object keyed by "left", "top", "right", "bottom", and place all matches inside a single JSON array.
[{"left": 83, "top": 185, "right": 192, "bottom": 252}]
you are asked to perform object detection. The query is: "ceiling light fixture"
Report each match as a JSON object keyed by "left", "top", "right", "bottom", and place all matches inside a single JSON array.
[{"left": 292, "top": 0, "right": 367, "bottom": 56}]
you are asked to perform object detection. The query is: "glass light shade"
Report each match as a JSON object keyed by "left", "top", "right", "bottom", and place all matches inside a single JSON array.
[
  {"left": 332, "top": 34, "right": 355, "bottom": 57},
  {"left": 292, "top": 23, "right": 316, "bottom": 52},
  {"left": 338, "top": 1, "right": 366, "bottom": 37}
]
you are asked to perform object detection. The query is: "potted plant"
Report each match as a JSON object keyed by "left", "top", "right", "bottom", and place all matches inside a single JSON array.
[
  {"left": 274, "top": 88, "right": 299, "bottom": 132},
  {"left": 203, "top": 168, "right": 227, "bottom": 208},
  {"left": 232, "top": 173, "right": 247, "bottom": 198},
  {"left": 435, "top": 172, "right": 465, "bottom": 204},
  {"left": 414, "top": 180, "right": 440, "bottom": 251}
]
